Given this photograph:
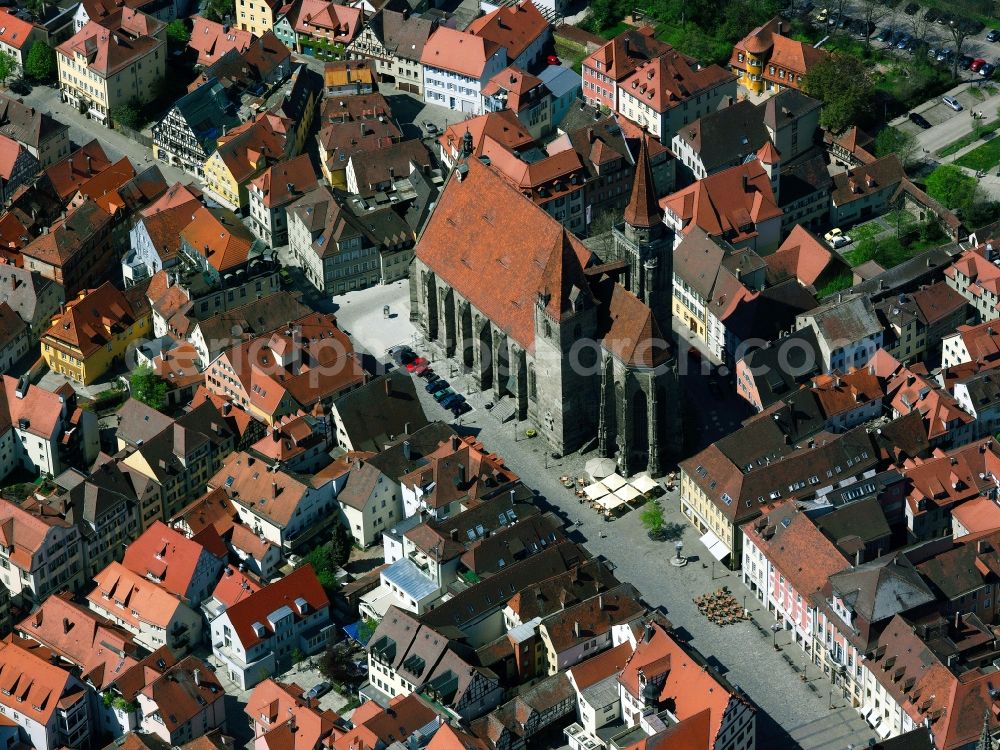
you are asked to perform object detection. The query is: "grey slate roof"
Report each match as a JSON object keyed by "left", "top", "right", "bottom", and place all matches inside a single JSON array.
[
  {"left": 828, "top": 553, "right": 936, "bottom": 624},
  {"left": 169, "top": 79, "right": 242, "bottom": 155},
  {"left": 674, "top": 99, "right": 770, "bottom": 174},
  {"left": 333, "top": 369, "right": 430, "bottom": 452}
]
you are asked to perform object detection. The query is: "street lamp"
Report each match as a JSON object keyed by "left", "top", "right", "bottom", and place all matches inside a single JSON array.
[{"left": 771, "top": 623, "right": 782, "bottom": 651}]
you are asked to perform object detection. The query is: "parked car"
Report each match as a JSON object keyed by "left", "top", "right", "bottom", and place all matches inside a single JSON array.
[
  {"left": 817, "top": 7, "right": 828, "bottom": 21},
  {"left": 837, "top": 15, "right": 851, "bottom": 28},
  {"left": 959, "top": 18, "right": 984, "bottom": 34},
  {"left": 909, "top": 111, "right": 932, "bottom": 128},
  {"left": 305, "top": 682, "right": 331, "bottom": 700},
  {"left": 451, "top": 402, "right": 472, "bottom": 416},
  {"left": 389, "top": 346, "right": 416, "bottom": 365},
  {"left": 924, "top": 7, "right": 939, "bottom": 21},
  {"left": 960, "top": 54, "right": 975, "bottom": 70},
  {"left": 427, "top": 379, "right": 449, "bottom": 394},
  {"left": 981, "top": 62, "right": 996, "bottom": 77},
  {"left": 942, "top": 95, "right": 963, "bottom": 111},
  {"left": 936, "top": 48, "right": 952, "bottom": 61},
  {"left": 988, "top": 28, "right": 1000, "bottom": 41},
  {"left": 937, "top": 10, "right": 954, "bottom": 25},
  {"left": 829, "top": 233, "right": 853, "bottom": 249},
  {"left": 876, "top": 27, "right": 894, "bottom": 42},
  {"left": 896, "top": 34, "right": 913, "bottom": 49},
  {"left": 903, "top": 1, "right": 918, "bottom": 13},
  {"left": 423, "top": 121, "right": 439, "bottom": 135},
  {"left": 434, "top": 388, "right": 455, "bottom": 402},
  {"left": 824, "top": 228, "right": 845, "bottom": 242},
  {"left": 440, "top": 394, "right": 464, "bottom": 409},
  {"left": 546, "top": 54, "right": 559, "bottom": 65},
  {"left": 405, "top": 356, "right": 427, "bottom": 372},
  {"left": 972, "top": 57, "right": 987, "bottom": 71}
]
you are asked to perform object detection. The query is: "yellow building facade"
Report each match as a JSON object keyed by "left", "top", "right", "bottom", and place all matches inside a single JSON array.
[
  {"left": 236, "top": 0, "right": 279, "bottom": 38},
  {"left": 41, "top": 287, "right": 151, "bottom": 385},
  {"left": 203, "top": 151, "right": 245, "bottom": 211}
]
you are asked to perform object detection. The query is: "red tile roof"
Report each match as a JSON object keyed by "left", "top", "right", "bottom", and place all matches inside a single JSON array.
[
  {"left": 415, "top": 157, "right": 593, "bottom": 352},
  {"left": 88, "top": 561, "right": 188, "bottom": 630},
  {"left": 582, "top": 26, "right": 671, "bottom": 83},
  {"left": 0, "top": 636, "right": 86, "bottom": 725},
  {"left": 245, "top": 679, "right": 341, "bottom": 750},
  {"left": 42, "top": 281, "right": 145, "bottom": 358},
  {"left": 222, "top": 565, "right": 328, "bottom": 649},
  {"left": 57, "top": 10, "right": 165, "bottom": 78},
  {"left": 181, "top": 206, "right": 255, "bottom": 273},
  {"left": 17, "top": 592, "right": 142, "bottom": 691},
  {"left": 618, "top": 52, "right": 734, "bottom": 114},
  {"left": 0, "top": 9, "right": 38, "bottom": 50},
  {"left": 466, "top": 0, "right": 548, "bottom": 62},
  {"left": 250, "top": 153, "right": 318, "bottom": 209},
  {"left": 44, "top": 140, "right": 112, "bottom": 201},
  {"left": 210, "top": 565, "right": 262, "bottom": 608},
  {"left": 189, "top": 15, "right": 253, "bottom": 66},
  {"left": 420, "top": 26, "right": 499, "bottom": 79},
  {"left": 660, "top": 160, "right": 781, "bottom": 244},
  {"left": 122, "top": 520, "right": 223, "bottom": 602}
]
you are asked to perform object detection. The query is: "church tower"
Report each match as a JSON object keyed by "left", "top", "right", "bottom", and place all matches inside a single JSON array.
[{"left": 611, "top": 135, "right": 672, "bottom": 334}]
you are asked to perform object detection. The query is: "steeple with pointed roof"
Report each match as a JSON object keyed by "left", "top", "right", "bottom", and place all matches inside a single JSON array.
[{"left": 623, "top": 134, "right": 662, "bottom": 229}]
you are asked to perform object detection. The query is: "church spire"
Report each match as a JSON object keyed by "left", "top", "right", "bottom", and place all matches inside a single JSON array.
[
  {"left": 978, "top": 710, "right": 993, "bottom": 750},
  {"left": 623, "top": 134, "right": 662, "bottom": 229}
]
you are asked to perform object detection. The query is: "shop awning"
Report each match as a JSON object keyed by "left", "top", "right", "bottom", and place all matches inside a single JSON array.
[
  {"left": 598, "top": 495, "right": 626, "bottom": 511},
  {"left": 699, "top": 530, "right": 730, "bottom": 561}
]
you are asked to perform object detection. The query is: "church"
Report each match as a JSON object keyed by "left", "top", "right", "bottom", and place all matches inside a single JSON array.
[{"left": 409, "top": 139, "right": 682, "bottom": 475}]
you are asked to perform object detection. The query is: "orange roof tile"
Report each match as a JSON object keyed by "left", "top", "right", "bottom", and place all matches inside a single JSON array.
[
  {"left": 466, "top": 0, "right": 548, "bottom": 62},
  {"left": 87, "top": 561, "right": 188, "bottom": 630},
  {"left": 420, "top": 26, "right": 499, "bottom": 79},
  {"left": 415, "top": 158, "right": 593, "bottom": 352},
  {"left": 189, "top": 15, "right": 253, "bottom": 66},
  {"left": 122, "top": 521, "right": 223, "bottom": 602},
  {"left": 222, "top": 565, "right": 328, "bottom": 649},
  {"left": 181, "top": 206, "right": 255, "bottom": 273},
  {"left": 618, "top": 52, "right": 734, "bottom": 114}
]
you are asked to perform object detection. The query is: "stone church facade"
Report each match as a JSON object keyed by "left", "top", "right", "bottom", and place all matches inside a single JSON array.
[{"left": 410, "top": 146, "right": 681, "bottom": 475}]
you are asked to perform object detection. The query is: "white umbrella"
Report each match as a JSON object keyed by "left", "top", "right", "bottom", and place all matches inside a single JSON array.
[
  {"left": 615, "top": 484, "right": 642, "bottom": 504},
  {"left": 585, "top": 482, "right": 609, "bottom": 501},
  {"left": 585, "top": 457, "right": 617, "bottom": 480},
  {"left": 631, "top": 475, "right": 660, "bottom": 494}
]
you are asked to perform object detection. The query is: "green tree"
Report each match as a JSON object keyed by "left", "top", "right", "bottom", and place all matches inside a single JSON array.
[
  {"left": 165, "top": 19, "right": 190, "bottom": 45},
  {"left": 874, "top": 127, "right": 917, "bottom": 166},
  {"left": 202, "top": 0, "right": 235, "bottom": 23},
  {"left": 329, "top": 522, "right": 351, "bottom": 567},
  {"left": 0, "top": 51, "right": 15, "bottom": 85},
  {"left": 803, "top": 53, "right": 875, "bottom": 133},
  {"left": 129, "top": 364, "right": 167, "bottom": 410},
  {"left": 24, "top": 41, "right": 55, "bottom": 83},
  {"left": 925, "top": 164, "right": 978, "bottom": 212},
  {"left": 111, "top": 98, "right": 143, "bottom": 130},
  {"left": 641, "top": 500, "right": 664, "bottom": 534}
]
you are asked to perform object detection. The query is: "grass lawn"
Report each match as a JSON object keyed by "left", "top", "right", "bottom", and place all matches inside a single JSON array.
[
  {"left": 954, "top": 135, "right": 1000, "bottom": 171},
  {"left": 882, "top": 209, "right": 919, "bottom": 231},
  {"left": 850, "top": 222, "right": 882, "bottom": 243},
  {"left": 554, "top": 37, "right": 588, "bottom": 73},
  {"left": 937, "top": 118, "right": 1000, "bottom": 157},
  {"left": 815, "top": 270, "right": 854, "bottom": 298},
  {"left": 599, "top": 22, "right": 632, "bottom": 39},
  {"left": 971, "top": 88, "right": 986, "bottom": 100}
]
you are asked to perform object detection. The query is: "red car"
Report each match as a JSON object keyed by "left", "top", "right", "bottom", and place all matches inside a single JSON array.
[
  {"left": 546, "top": 54, "right": 560, "bottom": 66},
  {"left": 405, "top": 357, "right": 427, "bottom": 372},
  {"left": 414, "top": 363, "right": 431, "bottom": 376},
  {"left": 972, "top": 57, "right": 987, "bottom": 72}
]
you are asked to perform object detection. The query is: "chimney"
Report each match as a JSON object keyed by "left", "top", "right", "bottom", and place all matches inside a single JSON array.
[
  {"left": 742, "top": 174, "right": 749, "bottom": 192},
  {"left": 62, "top": 618, "right": 71, "bottom": 634},
  {"left": 272, "top": 480, "right": 278, "bottom": 498},
  {"left": 272, "top": 426, "right": 280, "bottom": 442},
  {"left": 404, "top": 422, "right": 412, "bottom": 435},
  {"left": 193, "top": 669, "right": 201, "bottom": 686},
  {"left": 403, "top": 440, "right": 411, "bottom": 460},
  {"left": 598, "top": 594, "right": 604, "bottom": 610},
  {"left": 450, "top": 528, "right": 458, "bottom": 541},
  {"left": 573, "top": 621, "right": 581, "bottom": 638},
  {"left": 385, "top": 378, "right": 392, "bottom": 397},
  {"left": 450, "top": 435, "right": 460, "bottom": 450},
  {"left": 222, "top": 401, "right": 232, "bottom": 416}
]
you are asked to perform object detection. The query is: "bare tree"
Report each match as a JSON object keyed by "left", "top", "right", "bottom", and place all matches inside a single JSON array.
[
  {"left": 859, "top": 0, "right": 889, "bottom": 49},
  {"left": 908, "top": 11, "right": 934, "bottom": 56},
  {"left": 948, "top": 20, "right": 970, "bottom": 79}
]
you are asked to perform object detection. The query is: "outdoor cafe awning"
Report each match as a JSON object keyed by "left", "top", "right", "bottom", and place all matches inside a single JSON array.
[
  {"left": 598, "top": 494, "right": 626, "bottom": 511},
  {"left": 630, "top": 475, "right": 660, "bottom": 494},
  {"left": 699, "top": 530, "right": 731, "bottom": 562},
  {"left": 614, "top": 484, "right": 642, "bottom": 504},
  {"left": 602, "top": 473, "right": 627, "bottom": 492},
  {"left": 585, "top": 482, "right": 609, "bottom": 501}
]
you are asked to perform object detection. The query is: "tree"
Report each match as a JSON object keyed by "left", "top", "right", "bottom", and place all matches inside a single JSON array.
[
  {"left": 926, "top": 164, "right": 979, "bottom": 211},
  {"left": 641, "top": 500, "right": 664, "bottom": 537},
  {"left": 329, "top": 522, "right": 352, "bottom": 567},
  {"left": 858, "top": 0, "right": 888, "bottom": 50},
  {"left": 202, "top": 0, "right": 235, "bottom": 23},
  {"left": 804, "top": 53, "right": 874, "bottom": 133},
  {"left": 129, "top": 364, "right": 167, "bottom": 410},
  {"left": 165, "top": 19, "right": 190, "bottom": 45},
  {"left": 947, "top": 20, "right": 970, "bottom": 79},
  {"left": 111, "top": 98, "right": 143, "bottom": 130},
  {"left": 874, "top": 127, "right": 918, "bottom": 166},
  {"left": 24, "top": 41, "right": 55, "bottom": 83},
  {"left": 0, "top": 51, "right": 14, "bottom": 85},
  {"left": 319, "top": 642, "right": 358, "bottom": 684}
]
